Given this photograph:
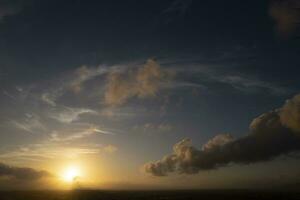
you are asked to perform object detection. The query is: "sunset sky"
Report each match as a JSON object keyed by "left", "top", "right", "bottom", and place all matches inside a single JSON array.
[{"left": 0, "top": 0, "right": 300, "bottom": 190}]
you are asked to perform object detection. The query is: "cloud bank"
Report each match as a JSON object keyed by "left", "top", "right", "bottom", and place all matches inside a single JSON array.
[
  {"left": 104, "top": 59, "right": 174, "bottom": 106},
  {"left": 0, "top": 162, "right": 51, "bottom": 181},
  {"left": 144, "top": 94, "right": 300, "bottom": 176}
]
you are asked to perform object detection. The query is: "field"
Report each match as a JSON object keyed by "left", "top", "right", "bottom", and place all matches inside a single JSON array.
[{"left": 0, "top": 190, "right": 300, "bottom": 200}]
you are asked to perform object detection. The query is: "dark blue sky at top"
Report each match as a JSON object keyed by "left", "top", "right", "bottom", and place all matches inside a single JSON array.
[{"left": 0, "top": 0, "right": 298, "bottom": 83}]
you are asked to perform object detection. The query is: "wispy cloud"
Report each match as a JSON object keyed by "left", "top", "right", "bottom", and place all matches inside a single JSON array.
[
  {"left": 0, "top": 121, "right": 117, "bottom": 162},
  {"left": 0, "top": 142, "right": 114, "bottom": 162},
  {"left": 41, "top": 93, "right": 57, "bottom": 107},
  {"left": 10, "top": 114, "right": 46, "bottom": 134},
  {"left": 172, "top": 63, "right": 292, "bottom": 96},
  {"left": 49, "top": 106, "right": 98, "bottom": 124},
  {"left": 104, "top": 59, "right": 174, "bottom": 106},
  {"left": 163, "top": 0, "right": 193, "bottom": 15},
  {"left": 50, "top": 125, "right": 115, "bottom": 142},
  {"left": 159, "top": 0, "right": 193, "bottom": 24},
  {"left": 40, "top": 65, "right": 113, "bottom": 107},
  {"left": 133, "top": 123, "right": 173, "bottom": 134},
  {"left": 218, "top": 75, "right": 289, "bottom": 95},
  {"left": 69, "top": 65, "right": 109, "bottom": 93},
  {"left": 2, "top": 90, "right": 17, "bottom": 101},
  {"left": 103, "top": 145, "right": 118, "bottom": 153}
]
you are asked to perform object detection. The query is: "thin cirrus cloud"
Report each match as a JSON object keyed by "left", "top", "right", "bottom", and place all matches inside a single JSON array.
[
  {"left": 0, "top": 124, "right": 117, "bottom": 163},
  {"left": 103, "top": 145, "right": 118, "bottom": 153},
  {"left": 133, "top": 123, "right": 173, "bottom": 134},
  {"left": 40, "top": 65, "right": 112, "bottom": 107},
  {"left": 10, "top": 114, "right": 46, "bottom": 134},
  {"left": 218, "top": 75, "right": 290, "bottom": 95},
  {"left": 0, "top": 142, "right": 116, "bottom": 162},
  {"left": 49, "top": 106, "right": 98, "bottom": 124},
  {"left": 160, "top": 0, "right": 193, "bottom": 24},
  {"left": 143, "top": 93, "right": 300, "bottom": 176},
  {"left": 50, "top": 125, "right": 115, "bottom": 142},
  {"left": 172, "top": 62, "right": 291, "bottom": 96},
  {"left": 69, "top": 65, "right": 110, "bottom": 94}
]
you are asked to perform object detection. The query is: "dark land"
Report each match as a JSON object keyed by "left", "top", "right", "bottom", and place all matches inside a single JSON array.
[{"left": 0, "top": 190, "right": 300, "bottom": 200}]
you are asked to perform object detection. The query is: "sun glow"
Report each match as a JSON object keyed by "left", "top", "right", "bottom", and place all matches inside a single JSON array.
[{"left": 62, "top": 166, "right": 81, "bottom": 182}]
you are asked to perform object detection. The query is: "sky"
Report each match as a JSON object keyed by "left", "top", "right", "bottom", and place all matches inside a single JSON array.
[{"left": 0, "top": 0, "right": 300, "bottom": 190}]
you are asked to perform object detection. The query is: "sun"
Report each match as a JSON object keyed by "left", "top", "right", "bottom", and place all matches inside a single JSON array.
[{"left": 62, "top": 166, "right": 81, "bottom": 182}]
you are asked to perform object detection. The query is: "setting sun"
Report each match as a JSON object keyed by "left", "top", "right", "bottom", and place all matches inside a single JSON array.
[{"left": 62, "top": 166, "right": 81, "bottom": 182}]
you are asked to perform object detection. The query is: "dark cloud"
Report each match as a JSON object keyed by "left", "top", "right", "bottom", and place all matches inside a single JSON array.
[
  {"left": 144, "top": 94, "right": 300, "bottom": 176},
  {"left": 0, "top": 0, "right": 28, "bottom": 20},
  {"left": 0, "top": 162, "right": 51, "bottom": 181},
  {"left": 269, "top": 0, "right": 300, "bottom": 38}
]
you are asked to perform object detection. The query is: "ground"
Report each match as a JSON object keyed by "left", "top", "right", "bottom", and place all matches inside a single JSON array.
[{"left": 0, "top": 190, "right": 300, "bottom": 200}]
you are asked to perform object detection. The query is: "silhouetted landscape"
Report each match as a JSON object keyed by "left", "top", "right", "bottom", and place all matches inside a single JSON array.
[{"left": 0, "top": 190, "right": 300, "bottom": 200}]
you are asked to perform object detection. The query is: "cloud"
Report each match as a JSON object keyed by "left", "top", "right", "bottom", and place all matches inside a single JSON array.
[
  {"left": 49, "top": 107, "right": 98, "bottom": 124},
  {"left": 201, "top": 134, "right": 234, "bottom": 151},
  {"left": 103, "top": 145, "right": 118, "bottom": 153},
  {"left": 163, "top": 0, "right": 192, "bottom": 15},
  {"left": 50, "top": 125, "right": 114, "bottom": 142},
  {"left": 69, "top": 65, "right": 108, "bottom": 93},
  {"left": 99, "top": 107, "right": 137, "bottom": 118},
  {"left": 143, "top": 94, "right": 300, "bottom": 176},
  {"left": 0, "top": 143, "right": 102, "bottom": 161},
  {"left": 173, "top": 63, "right": 291, "bottom": 96},
  {"left": 104, "top": 59, "right": 174, "bottom": 106},
  {"left": 151, "top": 0, "right": 193, "bottom": 28},
  {"left": 134, "top": 123, "right": 173, "bottom": 134},
  {"left": 41, "top": 93, "right": 57, "bottom": 106},
  {"left": 0, "top": 162, "right": 51, "bottom": 181},
  {"left": 0, "top": 0, "right": 26, "bottom": 20},
  {"left": 219, "top": 75, "right": 290, "bottom": 95},
  {"left": 269, "top": 0, "right": 300, "bottom": 38},
  {"left": 0, "top": 122, "right": 116, "bottom": 162},
  {"left": 41, "top": 65, "right": 111, "bottom": 106},
  {"left": 159, "top": 0, "right": 193, "bottom": 24},
  {"left": 10, "top": 114, "right": 46, "bottom": 134},
  {"left": 280, "top": 94, "right": 300, "bottom": 132}
]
